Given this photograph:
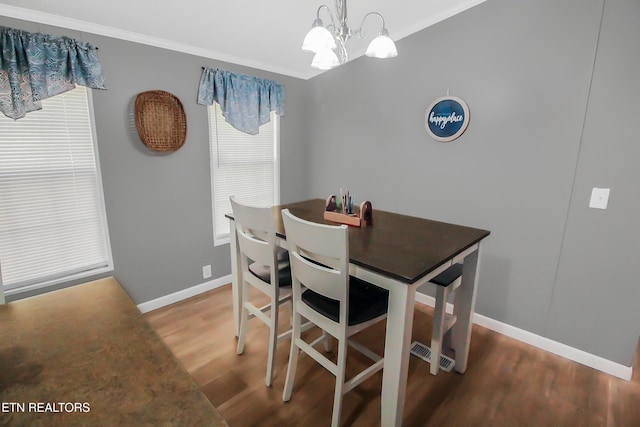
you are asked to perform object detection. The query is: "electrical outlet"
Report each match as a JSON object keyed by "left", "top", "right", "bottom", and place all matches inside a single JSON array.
[{"left": 202, "top": 265, "right": 212, "bottom": 279}]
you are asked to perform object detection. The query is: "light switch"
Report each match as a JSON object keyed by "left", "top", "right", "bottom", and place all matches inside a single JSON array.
[{"left": 589, "top": 188, "right": 610, "bottom": 209}]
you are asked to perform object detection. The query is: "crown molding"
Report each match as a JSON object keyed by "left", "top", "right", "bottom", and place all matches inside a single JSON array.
[
  {"left": 393, "top": 0, "right": 487, "bottom": 42},
  {"left": 0, "top": 4, "right": 312, "bottom": 80}
]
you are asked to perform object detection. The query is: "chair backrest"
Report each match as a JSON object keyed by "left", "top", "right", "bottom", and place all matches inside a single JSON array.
[
  {"left": 230, "top": 196, "right": 278, "bottom": 284},
  {"left": 281, "top": 209, "right": 349, "bottom": 319}
]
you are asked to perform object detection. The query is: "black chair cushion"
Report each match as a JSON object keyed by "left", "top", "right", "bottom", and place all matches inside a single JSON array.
[
  {"left": 248, "top": 262, "right": 292, "bottom": 287},
  {"left": 301, "top": 276, "right": 389, "bottom": 326},
  {"left": 276, "top": 247, "right": 289, "bottom": 261},
  {"left": 430, "top": 263, "right": 463, "bottom": 287}
]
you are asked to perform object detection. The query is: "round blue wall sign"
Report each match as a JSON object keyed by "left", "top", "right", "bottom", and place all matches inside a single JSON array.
[{"left": 425, "top": 96, "right": 470, "bottom": 142}]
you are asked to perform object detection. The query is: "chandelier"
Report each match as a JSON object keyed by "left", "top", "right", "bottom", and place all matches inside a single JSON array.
[{"left": 302, "top": 0, "right": 398, "bottom": 70}]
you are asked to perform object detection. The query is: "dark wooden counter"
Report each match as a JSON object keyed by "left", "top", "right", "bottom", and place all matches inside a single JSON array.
[{"left": 0, "top": 277, "right": 227, "bottom": 427}]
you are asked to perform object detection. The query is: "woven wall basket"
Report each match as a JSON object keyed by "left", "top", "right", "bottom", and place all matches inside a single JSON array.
[{"left": 135, "top": 90, "right": 187, "bottom": 152}]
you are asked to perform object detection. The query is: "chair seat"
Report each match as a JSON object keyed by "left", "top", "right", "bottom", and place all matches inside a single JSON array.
[
  {"left": 249, "top": 260, "right": 292, "bottom": 287},
  {"left": 430, "top": 263, "right": 463, "bottom": 287},
  {"left": 301, "top": 277, "right": 388, "bottom": 326}
]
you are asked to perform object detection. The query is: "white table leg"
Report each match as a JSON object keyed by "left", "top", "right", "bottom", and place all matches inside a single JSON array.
[
  {"left": 229, "top": 219, "right": 242, "bottom": 337},
  {"left": 380, "top": 281, "right": 417, "bottom": 427},
  {"left": 0, "top": 263, "right": 4, "bottom": 304},
  {"left": 451, "top": 245, "right": 481, "bottom": 373}
]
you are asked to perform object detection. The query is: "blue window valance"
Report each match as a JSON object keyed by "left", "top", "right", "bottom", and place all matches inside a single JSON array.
[
  {"left": 0, "top": 26, "right": 107, "bottom": 120},
  {"left": 197, "top": 67, "right": 285, "bottom": 135}
]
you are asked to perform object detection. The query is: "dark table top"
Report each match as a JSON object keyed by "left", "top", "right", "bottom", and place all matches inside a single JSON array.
[{"left": 228, "top": 199, "right": 490, "bottom": 284}]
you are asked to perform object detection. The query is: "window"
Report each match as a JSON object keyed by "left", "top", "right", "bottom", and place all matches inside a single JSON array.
[
  {"left": 0, "top": 86, "right": 112, "bottom": 294},
  {"left": 208, "top": 103, "right": 280, "bottom": 245}
]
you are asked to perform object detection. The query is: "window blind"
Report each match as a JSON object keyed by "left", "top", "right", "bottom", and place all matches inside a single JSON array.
[
  {"left": 208, "top": 104, "right": 279, "bottom": 244},
  {"left": 0, "top": 86, "right": 111, "bottom": 291}
]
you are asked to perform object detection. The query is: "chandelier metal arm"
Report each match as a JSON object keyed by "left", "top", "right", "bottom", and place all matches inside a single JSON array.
[
  {"left": 335, "top": 0, "right": 351, "bottom": 39},
  {"left": 354, "top": 12, "right": 386, "bottom": 39},
  {"left": 315, "top": 4, "right": 337, "bottom": 32}
]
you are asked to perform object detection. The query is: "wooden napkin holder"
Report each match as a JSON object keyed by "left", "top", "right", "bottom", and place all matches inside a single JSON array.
[{"left": 323, "top": 195, "right": 373, "bottom": 227}]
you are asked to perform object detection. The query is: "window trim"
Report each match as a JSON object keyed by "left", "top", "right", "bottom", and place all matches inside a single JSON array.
[
  {"left": 1, "top": 88, "right": 113, "bottom": 297},
  {"left": 0, "top": 263, "right": 4, "bottom": 304},
  {"left": 208, "top": 105, "right": 280, "bottom": 247}
]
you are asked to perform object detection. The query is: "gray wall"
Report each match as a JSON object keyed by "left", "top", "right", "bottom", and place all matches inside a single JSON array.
[
  {"left": 545, "top": 0, "right": 640, "bottom": 365},
  {"left": 1, "top": 17, "right": 310, "bottom": 304},
  {"left": 305, "top": 0, "right": 639, "bottom": 366},
  {"left": 3, "top": 0, "right": 639, "bottom": 367}
]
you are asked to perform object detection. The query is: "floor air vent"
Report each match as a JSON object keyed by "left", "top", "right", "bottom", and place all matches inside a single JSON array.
[{"left": 410, "top": 341, "right": 455, "bottom": 373}]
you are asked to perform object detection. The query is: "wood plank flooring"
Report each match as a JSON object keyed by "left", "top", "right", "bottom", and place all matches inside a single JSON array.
[{"left": 144, "top": 285, "right": 640, "bottom": 427}]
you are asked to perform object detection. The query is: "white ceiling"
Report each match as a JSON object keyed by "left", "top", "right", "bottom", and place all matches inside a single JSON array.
[{"left": 0, "top": 0, "right": 486, "bottom": 80}]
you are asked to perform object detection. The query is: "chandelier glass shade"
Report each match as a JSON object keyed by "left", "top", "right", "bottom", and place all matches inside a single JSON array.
[
  {"left": 302, "top": 0, "right": 398, "bottom": 70},
  {"left": 302, "top": 20, "right": 337, "bottom": 53},
  {"left": 311, "top": 48, "right": 341, "bottom": 70}
]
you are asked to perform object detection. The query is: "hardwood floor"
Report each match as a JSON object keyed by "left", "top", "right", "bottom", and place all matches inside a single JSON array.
[{"left": 144, "top": 285, "right": 640, "bottom": 427}]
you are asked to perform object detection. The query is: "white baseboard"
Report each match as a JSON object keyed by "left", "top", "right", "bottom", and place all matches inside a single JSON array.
[
  {"left": 414, "top": 292, "right": 633, "bottom": 381},
  {"left": 137, "top": 274, "right": 231, "bottom": 314}
]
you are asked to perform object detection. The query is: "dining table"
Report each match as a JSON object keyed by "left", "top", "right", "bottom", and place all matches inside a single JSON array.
[{"left": 227, "top": 198, "right": 490, "bottom": 426}]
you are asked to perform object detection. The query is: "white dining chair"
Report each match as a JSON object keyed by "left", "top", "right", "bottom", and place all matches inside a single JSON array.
[
  {"left": 281, "top": 209, "right": 389, "bottom": 427},
  {"left": 230, "top": 196, "right": 293, "bottom": 387}
]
